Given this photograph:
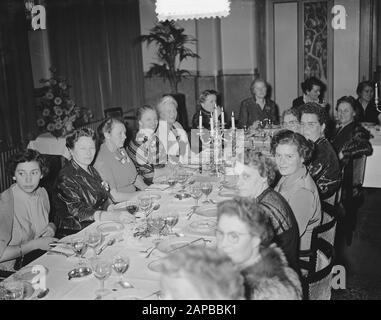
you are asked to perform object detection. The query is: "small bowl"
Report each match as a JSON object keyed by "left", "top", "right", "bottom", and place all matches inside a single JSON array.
[{"left": 68, "top": 267, "right": 92, "bottom": 280}]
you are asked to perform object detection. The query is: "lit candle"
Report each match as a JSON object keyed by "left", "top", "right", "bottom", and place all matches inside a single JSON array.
[
  {"left": 375, "top": 83, "right": 379, "bottom": 104},
  {"left": 199, "top": 111, "right": 202, "bottom": 129},
  {"left": 214, "top": 104, "right": 218, "bottom": 125},
  {"left": 231, "top": 111, "right": 235, "bottom": 130},
  {"left": 221, "top": 107, "right": 225, "bottom": 128},
  {"left": 210, "top": 115, "right": 214, "bottom": 135}
]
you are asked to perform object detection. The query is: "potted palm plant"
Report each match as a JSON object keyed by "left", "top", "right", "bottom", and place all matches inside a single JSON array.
[{"left": 139, "top": 20, "right": 200, "bottom": 130}]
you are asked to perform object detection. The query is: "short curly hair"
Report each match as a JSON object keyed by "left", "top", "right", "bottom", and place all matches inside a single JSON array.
[
  {"left": 97, "top": 117, "right": 125, "bottom": 144},
  {"left": 198, "top": 89, "right": 218, "bottom": 105},
  {"left": 356, "top": 80, "right": 374, "bottom": 96},
  {"left": 336, "top": 95, "right": 357, "bottom": 112},
  {"left": 244, "top": 150, "right": 278, "bottom": 186},
  {"left": 66, "top": 127, "right": 96, "bottom": 150},
  {"left": 270, "top": 129, "right": 314, "bottom": 162},
  {"left": 217, "top": 197, "right": 275, "bottom": 249},
  {"left": 160, "top": 246, "right": 244, "bottom": 300},
  {"left": 282, "top": 108, "right": 300, "bottom": 123},
  {"left": 299, "top": 102, "right": 328, "bottom": 125},
  {"left": 301, "top": 77, "right": 325, "bottom": 94},
  {"left": 7, "top": 149, "right": 48, "bottom": 177}
]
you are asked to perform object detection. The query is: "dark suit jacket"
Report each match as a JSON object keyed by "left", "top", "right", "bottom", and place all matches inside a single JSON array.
[
  {"left": 353, "top": 99, "right": 379, "bottom": 124},
  {"left": 238, "top": 97, "right": 279, "bottom": 128}
]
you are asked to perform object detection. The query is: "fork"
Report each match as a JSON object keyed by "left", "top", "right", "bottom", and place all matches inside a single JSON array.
[{"left": 145, "top": 246, "right": 157, "bottom": 258}]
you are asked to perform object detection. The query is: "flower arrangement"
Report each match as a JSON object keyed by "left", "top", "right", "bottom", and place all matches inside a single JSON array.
[{"left": 36, "top": 68, "right": 93, "bottom": 138}]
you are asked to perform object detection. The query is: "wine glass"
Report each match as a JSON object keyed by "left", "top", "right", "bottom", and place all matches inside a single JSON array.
[
  {"left": 86, "top": 230, "right": 102, "bottom": 258},
  {"left": 111, "top": 255, "right": 130, "bottom": 288},
  {"left": 148, "top": 216, "right": 167, "bottom": 239},
  {"left": 167, "top": 175, "right": 177, "bottom": 189},
  {"left": 201, "top": 182, "right": 213, "bottom": 203},
  {"left": 71, "top": 235, "right": 88, "bottom": 267},
  {"left": 190, "top": 184, "right": 203, "bottom": 206},
  {"left": 164, "top": 212, "right": 179, "bottom": 234},
  {"left": 92, "top": 258, "right": 112, "bottom": 297},
  {"left": 138, "top": 194, "right": 152, "bottom": 218}
]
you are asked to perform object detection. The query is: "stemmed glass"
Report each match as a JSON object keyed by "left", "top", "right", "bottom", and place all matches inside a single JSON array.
[
  {"left": 148, "top": 216, "right": 167, "bottom": 239},
  {"left": 71, "top": 235, "right": 88, "bottom": 267},
  {"left": 138, "top": 194, "right": 152, "bottom": 218},
  {"left": 92, "top": 258, "right": 112, "bottom": 297},
  {"left": 167, "top": 175, "right": 177, "bottom": 190},
  {"left": 190, "top": 184, "right": 203, "bottom": 207},
  {"left": 111, "top": 255, "right": 130, "bottom": 288},
  {"left": 86, "top": 230, "right": 102, "bottom": 258},
  {"left": 201, "top": 182, "right": 213, "bottom": 203},
  {"left": 164, "top": 212, "right": 179, "bottom": 234}
]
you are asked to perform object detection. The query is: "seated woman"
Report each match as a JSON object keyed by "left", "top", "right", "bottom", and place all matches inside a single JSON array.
[
  {"left": 216, "top": 197, "right": 302, "bottom": 300},
  {"left": 292, "top": 77, "right": 327, "bottom": 112},
  {"left": 191, "top": 89, "right": 223, "bottom": 129},
  {"left": 234, "top": 150, "right": 300, "bottom": 273},
  {"left": 94, "top": 118, "right": 147, "bottom": 200},
  {"left": 0, "top": 149, "right": 57, "bottom": 271},
  {"left": 271, "top": 130, "right": 321, "bottom": 251},
  {"left": 299, "top": 103, "right": 341, "bottom": 202},
  {"left": 282, "top": 108, "right": 300, "bottom": 133},
  {"left": 331, "top": 96, "right": 373, "bottom": 162},
  {"left": 353, "top": 81, "right": 380, "bottom": 124},
  {"left": 126, "top": 105, "right": 171, "bottom": 185},
  {"left": 238, "top": 78, "right": 279, "bottom": 129},
  {"left": 53, "top": 128, "right": 129, "bottom": 235},
  {"left": 160, "top": 246, "right": 244, "bottom": 300},
  {"left": 156, "top": 95, "right": 190, "bottom": 165}
]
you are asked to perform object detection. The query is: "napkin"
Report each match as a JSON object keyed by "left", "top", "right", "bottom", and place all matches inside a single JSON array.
[{"left": 145, "top": 184, "right": 170, "bottom": 191}]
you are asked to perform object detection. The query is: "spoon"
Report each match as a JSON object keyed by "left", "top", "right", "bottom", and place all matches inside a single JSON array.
[
  {"left": 96, "top": 238, "right": 116, "bottom": 255},
  {"left": 118, "top": 280, "right": 134, "bottom": 289},
  {"left": 36, "top": 288, "right": 49, "bottom": 299}
]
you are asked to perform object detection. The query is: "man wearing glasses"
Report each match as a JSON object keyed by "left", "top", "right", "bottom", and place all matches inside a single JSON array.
[
  {"left": 215, "top": 197, "right": 302, "bottom": 300},
  {"left": 299, "top": 103, "right": 341, "bottom": 203}
]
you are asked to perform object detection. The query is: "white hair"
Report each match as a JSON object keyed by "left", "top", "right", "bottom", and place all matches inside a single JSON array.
[{"left": 156, "top": 95, "right": 178, "bottom": 113}]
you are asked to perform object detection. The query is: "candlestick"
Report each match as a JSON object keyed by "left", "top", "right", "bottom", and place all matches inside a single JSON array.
[
  {"left": 210, "top": 116, "right": 214, "bottom": 135},
  {"left": 221, "top": 107, "right": 225, "bottom": 128},
  {"left": 375, "top": 83, "right": 379, "bottom": 105},
  {"left": 199, "top": 111, "right": 202, "bottom": 129},
  {"left": 214, "top": 104, "right": 218, "bottom": 125},
  {"left": 231, "top": 111, "right": 235, "bottom": 130}
]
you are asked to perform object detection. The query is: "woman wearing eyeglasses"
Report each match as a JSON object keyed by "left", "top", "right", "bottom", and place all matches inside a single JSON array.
[
  {"left": 282, "top": 108, "right": 300, "bottom": 133},
  {"left": 271, "top": 130, "right": 321, "bottom": 251},
  {"left": 299, "top": 103, "right": 341, "bottom": 202},
  {"left": 216, "top": 197, "right": 302, "bottom": 300}
]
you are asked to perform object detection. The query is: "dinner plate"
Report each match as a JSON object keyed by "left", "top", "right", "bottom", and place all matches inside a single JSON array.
[
  {"left": 147, "top": 259, "right": 165, "bottom": 273},
  {"left": 194, "top": 205, "right": 217, "bottom": 217},
  {"left": 96, "top": 221, "right": 124, "bottom": 234},
  {"left": 156, "top": 237, "right": 206, "bottom": 254},
  {"left": 186, "top": 220, "right": 217, "bottom": 236},
  {"left": 16, "top": 265, "right": 49, "bottom": 283},
  {"left": 218, "top": 190, "right": 238, "bottom": 198},
  {"left": 113, "top": 201, "right": 139, "bottom": 214},
  {"left": 148, "top": 193, "right": 161, "bottom": 201}
]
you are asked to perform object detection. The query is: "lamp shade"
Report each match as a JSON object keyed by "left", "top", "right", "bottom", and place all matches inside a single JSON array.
[{"left": 156, "top": 0, "right": 231, "bottom": 21}]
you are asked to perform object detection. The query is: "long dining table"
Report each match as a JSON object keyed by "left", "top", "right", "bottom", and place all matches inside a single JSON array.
[{"left": 7, "top": 169, "right": 237, "bottom": 300}]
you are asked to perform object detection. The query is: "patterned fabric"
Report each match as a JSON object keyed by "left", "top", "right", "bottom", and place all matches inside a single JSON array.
[
  {"left": 307, "top": 137, "right": 341, "bottom": 200},
  {"left": 53, "top": 160, "right": 110, "bottom": 232},
  {"left": 257, "top": 188, "right": 300, "bottom": 274},
  {"left": 126, "top": 133, "right": 166, "bottom": 185},
  {"left": 238, "top": 96, "right": 279, "bottom": 128}
]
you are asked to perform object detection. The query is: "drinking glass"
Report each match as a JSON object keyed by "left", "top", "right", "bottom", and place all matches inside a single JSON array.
[
  {"left": 111, "top": 255, "right": 130, "bottom": 285},
  {"left": 190, "top": 184, "right": 203, "bottom": 206},
  {"left": 148, "top": 216, "right": 167, "bottom": 239},
  {"left": 201, "top": 182, "right": 213, "bottom": 203},
  {"left": 177, "top": 173, "right": 189, "bottom": 191},
  {"left": 0, "top": 280, "right": 24, "bottom": 300},
  {"left": 71, "top": 235, "right": 88, "bottom": 267},
  {"left": 138, "top": 194, "right": 152, "bottom": 218},
  {"left": 164, "top": 212, "right": 179, "bottom": 234},
  {"left": 167, "top": 176, "right": 177, "bottom": 189},
  {"left": 86, "top": 230, "right": 102, "bottom": 258},
  {"left": 92, "top": 258, "right": 112, "bottom": 297}
]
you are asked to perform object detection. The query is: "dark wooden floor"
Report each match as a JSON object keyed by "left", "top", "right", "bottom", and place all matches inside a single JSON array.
[{"left": 332, "top": 188, "right": 381, "bottom": 300}]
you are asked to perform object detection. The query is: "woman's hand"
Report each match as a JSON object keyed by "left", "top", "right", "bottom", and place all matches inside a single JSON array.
[
  {"left": 32, "top": 237, "right": 58, "bottom": 251},
  {"left": 36, "top": 223, "right": 56, "bottom": 238},
  {"left": 338, "top": 151, "right": 344, "bottom": 160}
]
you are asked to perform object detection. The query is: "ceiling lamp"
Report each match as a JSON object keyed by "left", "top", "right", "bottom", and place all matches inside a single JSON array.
[{"left": 155, "top": 0, "right": 231, "bottom": 21}]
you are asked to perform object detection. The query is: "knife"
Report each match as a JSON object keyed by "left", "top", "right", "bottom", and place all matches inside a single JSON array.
[{"left": 166, "top": 237, "right": 207, "bottom": 254}]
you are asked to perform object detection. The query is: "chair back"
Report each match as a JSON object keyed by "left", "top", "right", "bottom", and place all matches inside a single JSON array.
[
  {"left": 299, "top": 206, "right": 337, "bottom": 300},
  {"left": 104, "top": 107, "right": 123, "bottom": 119},
  {"left": 352, "top": 155, "right": 367, "bottom": 187}
]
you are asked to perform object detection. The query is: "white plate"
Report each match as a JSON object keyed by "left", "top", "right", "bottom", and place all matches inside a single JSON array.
[
  {"left": 16, "top": 265, "right": 49, "bottom": 283},
  {"left": 156, "top": 237, "right": 206, "bottom": 254},
  {"left": 194, "top": 205, "right": 217, "bottom": 217},
  {"left": 186, "top": 220, "right": 217, "bottom": 236},
  {"left": 148, "top": 193, "right": 161, "bottom": 201},
  {"left": 96, "top": 221, "right": 124, "bottom": 233},
  {"left": 218, "top": 190, "right": 237, "bottom": 198}
]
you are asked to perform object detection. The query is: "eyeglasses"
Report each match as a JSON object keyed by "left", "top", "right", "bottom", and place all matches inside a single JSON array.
[
  {"left": 300, "top": 122, "right": 319, "bottom": 128},
  {"left": 215, "top": 229, "right": 251, "bottom": 244},
  {"left": 284, "top": 121, "right": 299, "bottom": 126}
]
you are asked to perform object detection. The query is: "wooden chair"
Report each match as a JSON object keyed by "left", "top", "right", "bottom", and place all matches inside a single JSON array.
[
  {"left": 299, "top": 202, "right": 338, "bottom": 300},
  {"left": 104, "top": 107, "right": 123, "bottom": 119}
]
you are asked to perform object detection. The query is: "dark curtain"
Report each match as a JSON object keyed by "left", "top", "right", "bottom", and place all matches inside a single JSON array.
[
  {"left": 0, "top": 1, "right": 36, "bottom": 149},
  {"left": 46, "top": 0, "right": 144, "bottom": 120}
]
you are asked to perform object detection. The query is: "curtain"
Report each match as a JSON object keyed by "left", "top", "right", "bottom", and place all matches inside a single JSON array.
[
  {"left": 0, "top": 0, "right": 36, "bottom": 149},
  {"left": 46, "top": 0, "right": 145, "bottom": 120}
]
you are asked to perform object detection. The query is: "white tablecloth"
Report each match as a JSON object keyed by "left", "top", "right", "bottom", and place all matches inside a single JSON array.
[
  {"left": 363, "top": 134, "right": 381, "bottom": 188},
  {"left": 28, "top": 133, "right": 70, "bottom": 159},
  {"left": 9, "top": 173, "right": 229, "bottom": 300}
]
